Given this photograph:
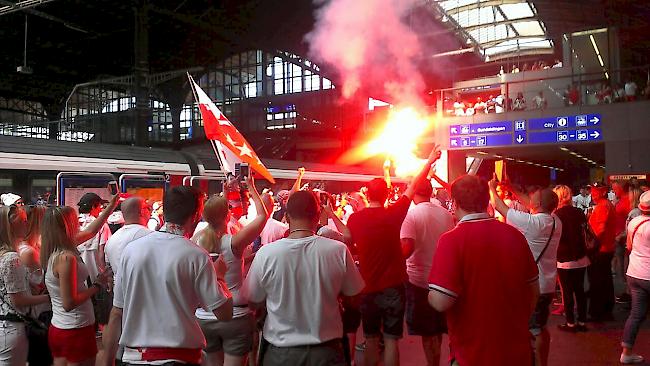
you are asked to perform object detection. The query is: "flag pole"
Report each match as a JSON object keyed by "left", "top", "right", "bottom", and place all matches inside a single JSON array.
[{"left": 187, "top": 72, "right": 228, "bottom": 176}]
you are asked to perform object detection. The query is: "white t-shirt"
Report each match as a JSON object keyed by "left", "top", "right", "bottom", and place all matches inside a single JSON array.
[
  {"left": 260, "top": 218, "right": 288, "bottom": 246},
  {"left": 495, "top": 198, "right": 527, "bottom": 222},
  {"left": 625, "top": 81, "right": 638, "bottom": 96},
  {"left": 573, "top": 194, "right": 592, "bottom": 213},
  {"left": 104, "top": 224, "right": 152, "bottom": 278},
  {"left": 627, "top": 215, "right": 650, "bottom": 281},
  {"left": 77, "top": 213, "right": 111, "bottom": 282},
  {"left": 507, "top": 210, "right": 562, "bottom": 294},
  {"left": 114, "top": 231, "right": 230, "bottom": 349},
  {"left": 400, "top": 201, "right": 454, "bottom": 288},
  {"left": 243, "top": 235, "right": 365, "bottom": 347}
]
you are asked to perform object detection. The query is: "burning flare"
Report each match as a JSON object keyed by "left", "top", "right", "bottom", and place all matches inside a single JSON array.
[{"left": 340, "top": 107, "right": 433, "bottom": 177}]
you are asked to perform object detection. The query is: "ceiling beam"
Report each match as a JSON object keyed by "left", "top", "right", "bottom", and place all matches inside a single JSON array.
[
  {"left": 441, "top": 0, "right": 522, "bottom": 14},
  {"left": 0, "top": 0, "right": 58, "bottom": 15}
]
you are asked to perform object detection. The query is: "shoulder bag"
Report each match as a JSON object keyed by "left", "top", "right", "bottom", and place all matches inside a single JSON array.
[{"left": 536, "top": 218, "right": 556, "bottom": 264}]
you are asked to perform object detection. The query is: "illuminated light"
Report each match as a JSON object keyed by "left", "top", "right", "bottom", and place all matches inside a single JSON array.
[
  {"left": 477, "top": 151, "right": 488, "bottom": 155},
  {"left": 560, "top": 147, "right": 569, "bottom": 151},
  {"left": 494, "top": 154, "right": 503, "bottom": 158},
  {"left": 505, "top": 157, "right": 515, "bottom": 161},
  {"left": 569, "top": 151, "right": 578, "bottom": 156},
  {"left": 339, "top": 107, "right": 433, "bottom": 177},
  {"left": 605, "top": 72, "right": 610, "bottom": 79},
  {"left": 516, "top": 159, "right": 524, "bottom": 163}
]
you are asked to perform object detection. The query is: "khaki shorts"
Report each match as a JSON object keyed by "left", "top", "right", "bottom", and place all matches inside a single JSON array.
[{"left": 198, "top": 313, "right": 255, "bottom": 356}]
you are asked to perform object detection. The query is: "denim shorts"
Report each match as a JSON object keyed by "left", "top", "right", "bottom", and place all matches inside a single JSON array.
[
  {"left": 360, "top": 284, "right": 405, "bottom": 339},
  {"left": 405, "top": 282, "right": 447, "bottom": 336},
  {"left": 529, "top": 293, "right": 554, "bottom": 336}
]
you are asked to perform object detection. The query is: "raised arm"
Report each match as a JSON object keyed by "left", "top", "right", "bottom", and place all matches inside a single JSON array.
[
  {"left": 489, "top": 174, "right": 510, "bottom": 218},
  {"left": 404, "top": 144, "right": 441, "bottom": 200},
  {"left": 74, "top": 194, "right": 119, "bottom": 245},
  {"left": 231, "top": 176, "right": 269, "bottom": 257},
  {"left": 507, "top": 182, "right": 532, "bottom": 210},
  {"left": 323, "top": 203, "right": 352, "bottom": 244},
  {"left": 290, "top": 167, "right": 306, "bottom": 195}
]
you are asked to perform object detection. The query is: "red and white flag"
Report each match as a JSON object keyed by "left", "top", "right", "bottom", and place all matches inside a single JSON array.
[{"left": 188, "top": 74, "right": 275, "bottom": 183}]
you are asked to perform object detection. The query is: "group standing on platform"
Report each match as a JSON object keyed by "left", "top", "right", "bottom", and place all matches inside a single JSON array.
[{"left": 1, "top": 153, "right": 650, "bottom": 366}]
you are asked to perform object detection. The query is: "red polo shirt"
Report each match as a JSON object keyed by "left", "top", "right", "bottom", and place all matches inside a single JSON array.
[
  {"left": 589, "top": 199, "right": 617, "bottom": 253},
  {"left": 428, "top": 214, "right": 538, "bottom": 366}
]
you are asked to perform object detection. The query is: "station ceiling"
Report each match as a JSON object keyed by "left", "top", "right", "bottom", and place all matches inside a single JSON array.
[{"left": 1, "top": 0, "right": 649, "bottom": 108}]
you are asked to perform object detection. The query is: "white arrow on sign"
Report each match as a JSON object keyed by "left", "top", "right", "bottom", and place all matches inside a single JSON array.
[
  {"left": 590, "top": 131, "right": 600, "bottom": 139},
  {"left": 451, "top": 127, "right": 458, "bottom": 133},
  {"left": 516, "top": 135, "right": 524, "bottom": 143},
  {"left": 590, "top": 116, "right": 600, "bottom": 124}
]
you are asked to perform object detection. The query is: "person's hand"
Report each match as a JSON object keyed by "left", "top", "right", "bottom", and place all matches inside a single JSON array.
[
  {"left": 107, "top": 194, "right": 120, "bottom": 211},
  {"left": 298, "top": 167, "right": 306, "bottom": 177},
  {"left": 245, "top": 175, "right": 255, "bottom": 188},
  {"left": 488, "top": 173, "right": 499, "bottom": 190},
  {"left": 427, "top": 144, "right": 442, "bottom": 164},
  {"left": 322, "top": 202, "right": 335, "bottom": 216},
  {"left": 383, "top": 159, "right": 391, "bottom": 170}
]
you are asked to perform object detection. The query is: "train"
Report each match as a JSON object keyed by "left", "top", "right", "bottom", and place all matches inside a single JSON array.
[{"left": 0, "top": 135, "right": 407, "bottom": 206}]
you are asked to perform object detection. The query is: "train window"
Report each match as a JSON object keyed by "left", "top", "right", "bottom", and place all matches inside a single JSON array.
[
  {"left": 0, "top": 174, "right": 13, "bottom": 195},
  {"left": 30, "top": 178, "right": 56, "bottom": 205}
]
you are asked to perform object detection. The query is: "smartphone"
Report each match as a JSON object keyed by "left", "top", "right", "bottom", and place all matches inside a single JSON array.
[
  {"left": 209, "top": 253, "right": 220, "bottom": 262},
  {"left": 240, "top": 163, "right": 250, "bottom": 179},
  {"left": 108, "top": 181, "right": 119, "bottom": 195}
]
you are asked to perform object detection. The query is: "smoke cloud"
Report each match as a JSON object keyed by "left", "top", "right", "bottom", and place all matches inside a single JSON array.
[{"left": 305, "top": 0, "right": 424, "bottom": 106}]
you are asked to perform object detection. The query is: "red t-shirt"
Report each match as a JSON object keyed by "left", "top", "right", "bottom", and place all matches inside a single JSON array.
[
  {"left": 589, "top": 199, "right": 617, "bottom": 253},
  {"left": 347, "top": 196, "right": 410, "bottom": 293},
  {"left": 428, "top": 215, "right": 538, "bottom": 366},
  {"left": 615, "top": 196, "right": 631, "bottom": 235}
]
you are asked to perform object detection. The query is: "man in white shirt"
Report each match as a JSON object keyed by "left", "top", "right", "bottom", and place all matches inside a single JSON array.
[
  {"left": 243, "top": 191, "right": 365, "bottom": 366},
  {"left": 573, "top": 186, "right": 592, "bottom": 214},
  {"left": 104, "top": 197, "right": 152, "bottom": 278},
  {"left": 147, "top": 201, "right": 163, "bottom": 231},
  {"left": 102, "top": 186, "right": 233, "bottom": 366},
  {"left": 77, "top": 192, "right": 112, "bottom": 282},
  {"left": 400, "top": 180, "right": 454, "bottom": 366},
  {"left": 625, "top": 79, "right": 638, "bottom": 101},
  {"left": 532, "top": 91, "right": 548, "bottom": 110},
  {"left": 489, "top": 179, "right": 562, "bottom": 366}
]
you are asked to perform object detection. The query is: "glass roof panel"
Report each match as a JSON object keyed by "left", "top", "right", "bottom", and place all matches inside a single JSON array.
[
  {"left": 498, "top": 3, "right": 534, "bottom": 19},
  {"left": 512, "top": 21, "right": 545, "bottom": 36},
  {"left": 432, "top": 0, "right": 553, "bottom": 59}
]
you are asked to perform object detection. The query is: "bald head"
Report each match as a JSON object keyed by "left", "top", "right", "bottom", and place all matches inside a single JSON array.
[{"left": 121, "top": 197, "right": 149, "bottom": 226}]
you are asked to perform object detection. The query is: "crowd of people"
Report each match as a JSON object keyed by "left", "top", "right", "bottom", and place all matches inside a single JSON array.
[{"left": 1, "top": 156, "right": 650, "bottom": 366}]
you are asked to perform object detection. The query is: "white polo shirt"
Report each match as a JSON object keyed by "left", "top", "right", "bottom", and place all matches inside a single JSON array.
[
  {"left": 114, "top": 231, "right": 230, "bottom": 349},
  {"left": 243, "top": 235, "right": 365, "bottom": 347},
  {"left": 77, "top": 213, "right": 111, "bottom": 281},
  {"left": 507, "top": 210, "right": 562, "bottom": 294},
  {"left": 104, "top": 224, "right": 152, "bottom": 278},
  {"left": 400, "top": 201, "right": 454, "bottom": 289},
  {"left": 627, "top": 215, "right": 650, "bottom": 281}
]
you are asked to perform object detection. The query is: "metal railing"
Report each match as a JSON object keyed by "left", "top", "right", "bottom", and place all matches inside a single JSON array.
[{"left": 436, "top": 65, "right": 650, "bottom": 117}]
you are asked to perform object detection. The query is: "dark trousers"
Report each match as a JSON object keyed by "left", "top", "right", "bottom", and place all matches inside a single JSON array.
[
  {"left": 558, "top": 267, "right": 588, "bottom": 324},
  {"left": 588, "top": 252, "right": 615, "bottom": 319}
]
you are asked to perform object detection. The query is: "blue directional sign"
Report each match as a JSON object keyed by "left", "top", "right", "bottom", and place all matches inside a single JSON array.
[
  {"left": 449, "top": 121, "right": 513, "bottom": 136},
  {"left": 448, "top": 113, "right": 602, "bottom": 149},
  {"left": 528, "top": 114, "right": 601, "bottom": 130},
  {"left": 528, "top": 128, "right": 602, "bottom": 144},
  {"left": 449, "top": 134, "right": 513, "bottom": 148}
]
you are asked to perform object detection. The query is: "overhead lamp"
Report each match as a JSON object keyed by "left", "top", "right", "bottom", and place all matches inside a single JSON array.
[
  {"left": 559, "top": 147, "right": 569, "bottom": 151},
  {"left": 494, "top": 154, "right": 503, "bottom": 158},
  {"left": 477, "top": 151, "right": 488, "bottom": 155}
]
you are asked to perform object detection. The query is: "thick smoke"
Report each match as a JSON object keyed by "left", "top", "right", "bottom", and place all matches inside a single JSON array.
[{"left": 305, "top": 0, "right": 424, "bottom": 106}]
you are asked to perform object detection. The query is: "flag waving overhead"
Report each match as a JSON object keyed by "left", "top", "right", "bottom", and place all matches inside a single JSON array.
[{"left": 188, "top": 74, "right": 275, "bottom": 183}]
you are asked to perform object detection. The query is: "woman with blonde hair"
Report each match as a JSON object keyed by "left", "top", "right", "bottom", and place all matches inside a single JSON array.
[
  {"left": 41, "top": 196, "right": 118, "bottom": 366},
  {"left": 18, "top": 205, "right": 46, "bottom": 288},
  {"left": 193, "top": 177, "right": 268, "bottom": 366},
  {"left": 0, "top": 205, "right": 51, "bottom": 365},
  {"left": 553, "top": 185, "right": 590, "bottom": 332}
]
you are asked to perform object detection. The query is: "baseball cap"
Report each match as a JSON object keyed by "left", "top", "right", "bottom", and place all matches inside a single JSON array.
[
  {"left": 639, "top": 191, "right": 650, "bottom": 212},
  {"left": 1, "top": 193, "right": 22, "bottom": 206},
  {"left": 78, "top": 192, "right": 108, "bottom": 210}
]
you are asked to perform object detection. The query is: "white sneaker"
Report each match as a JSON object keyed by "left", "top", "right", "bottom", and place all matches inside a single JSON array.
[{"left": 620, "top": 353, "right": 644, "bottom": 364}]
